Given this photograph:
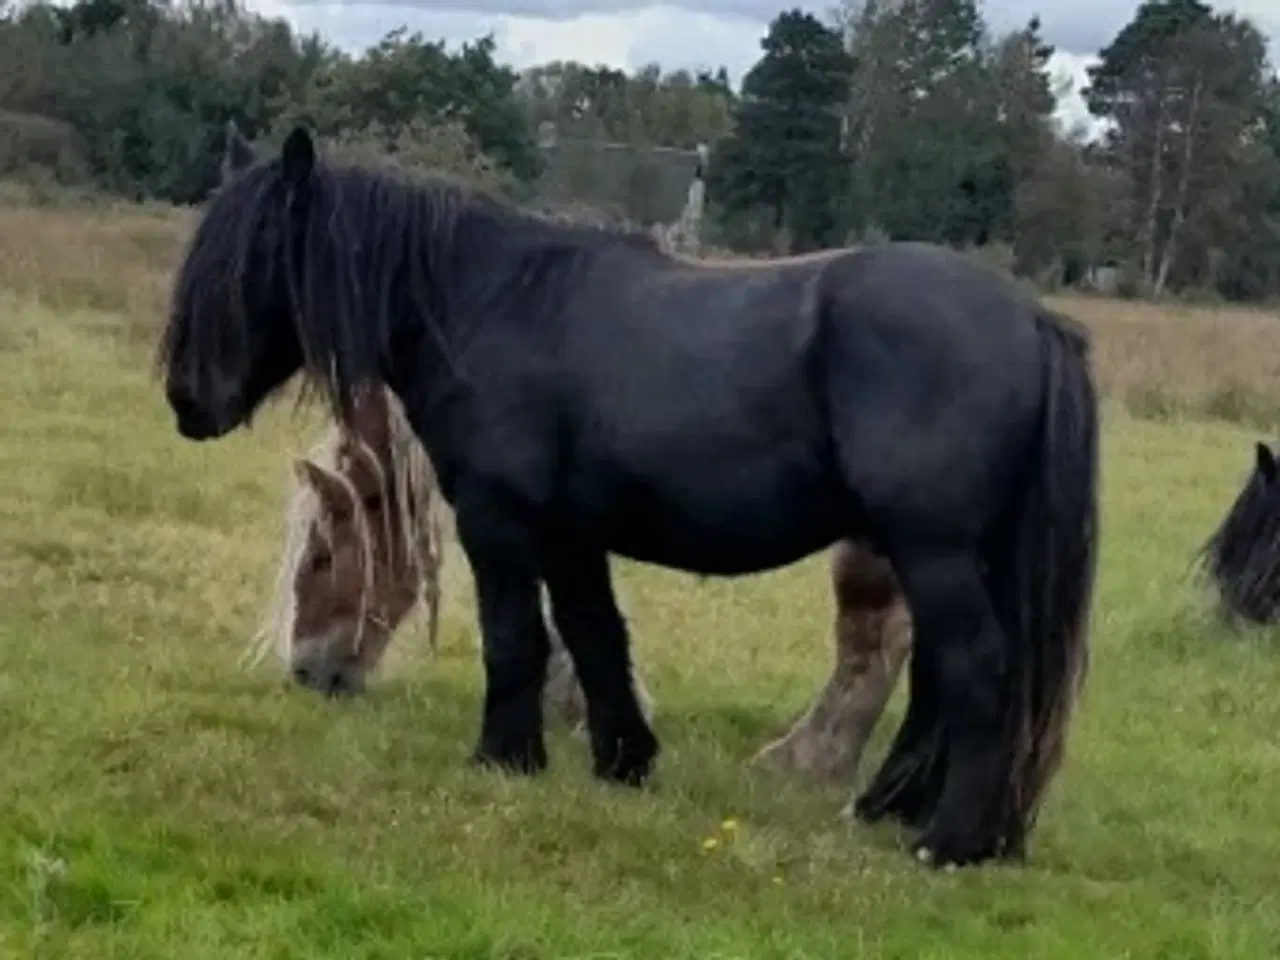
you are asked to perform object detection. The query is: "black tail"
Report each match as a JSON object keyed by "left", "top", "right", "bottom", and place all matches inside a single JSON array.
[{"left": 991, "top": 308, "right": 1099, "bottom": 857}]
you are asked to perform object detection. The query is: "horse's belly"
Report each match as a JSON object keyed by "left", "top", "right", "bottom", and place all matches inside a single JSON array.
[{"left": 575, "top": 459, "right": 846, "bottom": 576}]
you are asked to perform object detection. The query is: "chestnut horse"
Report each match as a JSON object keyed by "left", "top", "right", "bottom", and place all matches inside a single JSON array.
[{"left": 250, "top": 383, "right": 913, "bottom": 788}]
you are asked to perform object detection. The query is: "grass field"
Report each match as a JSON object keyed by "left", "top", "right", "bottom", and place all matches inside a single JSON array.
[{"left": 2, "top": 201, "right": 1280, "bottom": 958}]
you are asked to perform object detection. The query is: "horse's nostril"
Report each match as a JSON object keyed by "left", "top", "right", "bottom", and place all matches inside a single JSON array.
[
  {"left": 325, "top": 672, "right": 347, "bottom": 696},
  {"left": 292, "top": 666, "right": 311, "bottom": 685}
]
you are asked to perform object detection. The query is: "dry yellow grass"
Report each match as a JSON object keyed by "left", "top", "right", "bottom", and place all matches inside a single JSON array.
[
  {"left": 0, "top": 200, "right": 192, "bottom": 348},
  {"left": 1051, "top": 294, "right": 1280, "bottom": 417},
  {"left": 1, "top": 198, "right": 1277, "bottom": 423}
]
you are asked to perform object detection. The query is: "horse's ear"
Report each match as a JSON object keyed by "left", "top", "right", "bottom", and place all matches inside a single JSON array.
[
  {"left": 222, "top": 119, "right": 256, "bottom": 178},
  {"left": 295, "top": 457, "right": 350, "bottom": 512},
  {"left": 1256, "top": 442, "right": 1276, "bottom": 483},
  {"left": 280, "top": 126, "right": 315, "bottom": 190}
]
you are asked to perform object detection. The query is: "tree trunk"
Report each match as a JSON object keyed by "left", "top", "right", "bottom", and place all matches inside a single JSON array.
[
  {"left": 1153, "top": 76, "right": 1203, "bottom": 298},
  {"left": 1138, "top": 95, "right": 1167, "bottom": 290}
]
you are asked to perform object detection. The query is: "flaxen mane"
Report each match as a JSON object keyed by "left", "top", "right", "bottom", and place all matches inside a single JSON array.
[{"left": 245, "top": 385, "right": 448, "bottom": 669}]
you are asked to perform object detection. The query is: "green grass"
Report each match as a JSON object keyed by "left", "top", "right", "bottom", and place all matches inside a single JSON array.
[{"left": 3, "top": 293, "right": 1280, "bottom": 959}]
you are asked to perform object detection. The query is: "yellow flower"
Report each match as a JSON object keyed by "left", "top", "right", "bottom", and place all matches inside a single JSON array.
[
  {"left": 701, "top": 836, "right": 721, "bottom": 851},
  {"left": 720, "top": 818, "right": 739, "bottom": 833},
  {"left": 772, "top": 875, "right": 784, "bottom": 886}
]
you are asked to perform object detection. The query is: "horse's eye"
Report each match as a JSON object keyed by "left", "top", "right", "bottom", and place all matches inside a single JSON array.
[
  {"left": 363, "top": 492, "right": 383, "bottom": 513},
  {"left": 310, "top": 551, "right": 331, "bottom": 574}
]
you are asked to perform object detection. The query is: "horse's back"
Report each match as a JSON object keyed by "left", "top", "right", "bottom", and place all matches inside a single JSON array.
[{"left": 543, "top": 241, "right": 1058, "bottom": 570}]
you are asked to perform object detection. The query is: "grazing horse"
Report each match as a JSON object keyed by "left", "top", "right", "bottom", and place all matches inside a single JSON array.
[
  {"left": 1197, "top": 441, "right": 1280, "bottom": 624},
  {"left": 254, "top": 379, "right": 912, "bottom": 784},
  {"left": 247, "top": 381, "right": 447, "bottom": 695},
  {"left": 249, "top": 379, "right": 654, "bottom": 721},
  {"left": 159, "top": 127, "right": 1099, "bottom": 867}
]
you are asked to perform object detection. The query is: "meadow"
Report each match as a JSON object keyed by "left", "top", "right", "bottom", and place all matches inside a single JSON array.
[{"left": 1, "top": 199, "right": 1279, "bottom": 958}]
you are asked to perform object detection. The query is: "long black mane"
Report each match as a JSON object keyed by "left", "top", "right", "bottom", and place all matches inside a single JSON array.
[
  {"left": 1196, "top": 442, "right": 1280, "bottom": 625},
  {"left": 160, "top": 153, "right": 668, "bottom": 425}
]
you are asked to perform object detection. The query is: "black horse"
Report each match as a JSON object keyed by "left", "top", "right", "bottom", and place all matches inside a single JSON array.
[
  {"left": 1197, "top": 441, "right": 1280, "bottom": 624},
  {"left": 160, "top": 127, "right": 1100, "bottom": 868}
]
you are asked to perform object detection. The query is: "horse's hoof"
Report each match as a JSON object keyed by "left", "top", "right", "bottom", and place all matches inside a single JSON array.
[
  {"left": 855, "top": 773, "right": 935, "bottom": 829},
  {"left": 910, "top": 828, "right": 999, "bottom": 870},
  {"left": 852, "top": 792, "right": 889, "bottom": 824},
  {"left": 591, "top": 727, "right": 659, "bottom": 787},
  {"left": 911, "top": 844, "right": 967, "bottom": 871}
]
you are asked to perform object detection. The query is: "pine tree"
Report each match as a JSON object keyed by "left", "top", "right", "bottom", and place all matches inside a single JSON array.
[{"left": 709, "top": 9, "right": 852, "bottom": 251}]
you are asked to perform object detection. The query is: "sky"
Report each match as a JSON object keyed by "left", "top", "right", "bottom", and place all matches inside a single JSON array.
[{"left": 245, "top": 0, "right": 1280, "bottom": 133}]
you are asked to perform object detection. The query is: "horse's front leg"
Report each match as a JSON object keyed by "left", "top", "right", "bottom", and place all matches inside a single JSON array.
[
  {"left": 543, "top": 544, "right": 658, "bottom": 786},
  {"left": 455, "top": 492, "right": 550, "bottom": 775}
]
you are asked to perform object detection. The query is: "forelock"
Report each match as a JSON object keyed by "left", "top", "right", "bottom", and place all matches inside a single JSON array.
[{"left": 158, "top": 163, "right": 285, "bottom": 378}]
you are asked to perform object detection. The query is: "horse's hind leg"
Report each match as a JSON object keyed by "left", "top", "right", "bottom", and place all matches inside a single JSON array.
[
  {"left": 753, "top": 541, "right": 910, "bottom": 782},
  {"left": 542, "top": 545, "right": 658, "bottom": 785},
  {"left": 852, "top": 639, "right": 946, "bottom": 830},
  {"left": 543, "top": 634, "right": 586, "bottom": 728},
  {"left": 870, "top": 545, "right": 1012, "bottom": 867}
]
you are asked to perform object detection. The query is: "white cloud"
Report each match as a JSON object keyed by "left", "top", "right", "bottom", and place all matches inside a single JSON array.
[
  {"left": 269, "top": 3, "right": 767, "bottom": 77},
  {"left": 495, "top": 5, "right": 765, "bottom": 75},
  {"left": 1047, "top": 50, "right": 1100, "bottom": 133}
]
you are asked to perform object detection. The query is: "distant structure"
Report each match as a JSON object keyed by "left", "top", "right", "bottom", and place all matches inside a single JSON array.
[
  {"left": 657, "top": 141, "right": 707, "bottom": 254},
  {"left": 533, "top": 121, "right": 707, "bottom": 229}
]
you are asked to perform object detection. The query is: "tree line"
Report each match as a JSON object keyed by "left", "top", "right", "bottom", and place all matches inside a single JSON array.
[
  {"left": 1, "top": 0, "right": 1279, "bottom": 302},
  {"left": 0, "top": 0, "right": 730, "bottom": 215},
  {"left": 713, "top": 0, "right": 1280, "bottom": 301}
]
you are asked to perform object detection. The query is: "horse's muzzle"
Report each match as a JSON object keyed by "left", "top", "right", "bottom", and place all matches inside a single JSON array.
[
  {"left": 292, "top": 663, "right": 366, "bottom": 698},
  {"left": 166, "top": 381, "right": 240, "bottom": 441}
]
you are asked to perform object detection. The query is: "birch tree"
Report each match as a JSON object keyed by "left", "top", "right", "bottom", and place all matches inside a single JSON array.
[{"left": 1084, "top": 0, "right": 1268, "bottom": 295}]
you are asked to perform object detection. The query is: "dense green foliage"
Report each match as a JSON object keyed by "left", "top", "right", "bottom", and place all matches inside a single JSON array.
[
  {"left": 709, "top": 1, "right": 1280, "bottom": 300},
  {"left": 708, "top": 11, "right": 853, "bottom": 252},
  {"left": 0, "top": 0, "right": 731, "bottom": 218},
  {"left": 3, "top": 0, "right": 1280, "bottom": 299}
]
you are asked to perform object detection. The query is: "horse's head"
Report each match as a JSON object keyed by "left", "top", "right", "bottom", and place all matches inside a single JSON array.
[
  {"left": 285, "top": 389, "right": 425, "bottom": 694},
  {"left": 280, "top": 386, "right": 442, "bottom": 696},
  {"left": 159, "top": 127, "right": 318, "bottom": 441},
  {"left": 1199, "top": 440, "right": 1280, "bottom": 624}
]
